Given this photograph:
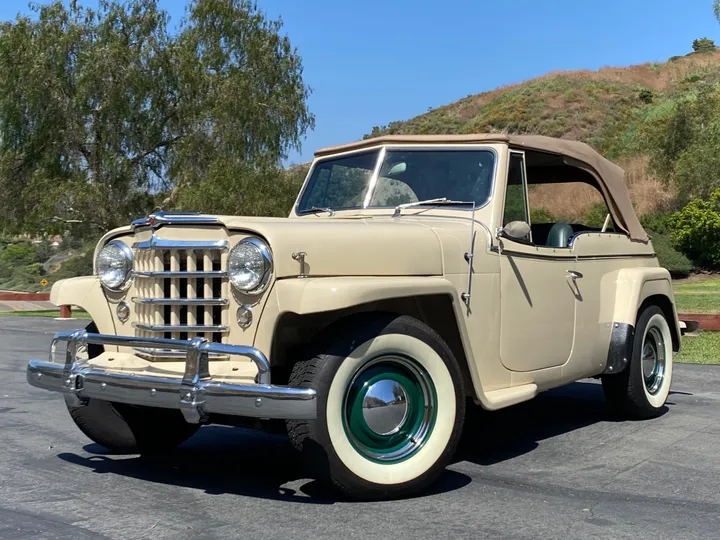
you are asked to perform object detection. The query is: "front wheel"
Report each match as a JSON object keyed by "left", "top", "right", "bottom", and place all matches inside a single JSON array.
[
  {"left": 602, "top": 305, "right": 674, "bottom": 419},
  {"left": 287, "top": 314, "right": 465, "bottom": 500},
  {"left": 66, "top": 398, "right": 200, "bottom": 453}
]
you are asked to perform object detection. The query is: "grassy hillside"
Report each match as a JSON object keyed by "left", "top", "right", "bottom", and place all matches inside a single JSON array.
[{"left": 365, "top": 49, "right": 720, "bottom": 220}]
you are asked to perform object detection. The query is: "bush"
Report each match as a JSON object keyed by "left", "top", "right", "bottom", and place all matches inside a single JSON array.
[
  {"left": 650, "top": 232, "right": 693, "bottom": 277},
  {"left": 692, "top": 37, "right": 716, "bottom": 53},
  {"left": 640, "top": 211, "right": 672, "bottom": 234},
  {"left": 530, "top": 207, "right": 555, "bottom": 223},
  {"left": 667, "top": 190, "right": 720, "bottom": 269},
  {"left": 1, "top": 243, "right": 36, "bottom": 265},
  {"left": 582, "top": 202, "right": 611, "bottom": 228},
  {"left": 639, "top": 89, "right": 654, "bottom": 104}
]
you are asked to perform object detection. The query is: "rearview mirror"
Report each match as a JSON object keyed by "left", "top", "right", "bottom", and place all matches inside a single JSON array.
[
  {"left": 386, "top": 162, "right": 407, "bottom": 176},
  {"left": 499, "top": 221, "right": 531, "bottom": 240}
]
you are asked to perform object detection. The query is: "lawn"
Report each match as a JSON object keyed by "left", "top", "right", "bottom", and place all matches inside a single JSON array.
[
  {"left": 0, "top": 309, "right": 91, "bottom": 320},
  {"left": 673, "top": 276, "right": 720, "bottom": 314},
  {"left": 678, "top": 332, "right": 720, "bottom": 365}
]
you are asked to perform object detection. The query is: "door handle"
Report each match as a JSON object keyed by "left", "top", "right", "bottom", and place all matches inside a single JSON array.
[{"left": 567, "top": 270, "right": 583, "bottom": 280}]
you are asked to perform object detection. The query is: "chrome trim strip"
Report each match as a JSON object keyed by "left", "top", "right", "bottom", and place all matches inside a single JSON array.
[
  {"left": 132, "top": 323, "right": 229, "bottom": 333},
  {"left": 132, "top": 212, "right": 221, "bottom": 229},
  {"left": 577, "top": 253, "right": 657, "bottom": 261},
  {"left": 133, "top": 238, "right": 227, "bottom": 250},
  {"left": 134, "top": 270, "right": 228, "bottom": 278},
  {"left": 362, "top": 145, "right": 386, "bottom": 208},
  {"left": 490, "top": 245, "right": 657, "bottom": 262},
  {"left": 134, "top": 348, "right": 226, "bottom": 359},
  {"left": 132, "top": 297, "right": 228, "bottom": 306}
]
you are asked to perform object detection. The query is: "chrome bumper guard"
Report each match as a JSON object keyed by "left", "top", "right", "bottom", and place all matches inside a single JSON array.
[{"left": 26, "top": 330, "right": 316, "bottom": 423}]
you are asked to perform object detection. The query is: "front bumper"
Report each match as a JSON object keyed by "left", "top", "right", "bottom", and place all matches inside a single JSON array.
[{"left": 26, "top": 330, "right": 316, "bottom": 423}]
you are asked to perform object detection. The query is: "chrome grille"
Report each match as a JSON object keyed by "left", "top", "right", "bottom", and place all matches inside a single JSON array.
[{"left": 132, "top": 239, "right": 229, "bottom": 358}]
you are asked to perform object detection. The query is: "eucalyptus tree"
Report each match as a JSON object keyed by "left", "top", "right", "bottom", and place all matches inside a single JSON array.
[{"left": 0, "top": 0, "right": 313, "bottom": 236}]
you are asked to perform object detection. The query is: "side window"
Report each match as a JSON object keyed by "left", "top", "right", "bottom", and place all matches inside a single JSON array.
[{"left": 503, "top": 152, "right": 530, "bottom": 229}]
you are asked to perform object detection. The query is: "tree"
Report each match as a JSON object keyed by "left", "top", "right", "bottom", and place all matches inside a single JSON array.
[
  {"left": 0, "top": 0, "right": 313, "bottom": 236},
  {"left": 692, "top": 37, "right": 716, "bottom": 53}
]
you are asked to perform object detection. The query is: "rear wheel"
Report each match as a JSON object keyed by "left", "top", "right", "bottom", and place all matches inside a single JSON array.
[
  {"left": 602, "top": 306, "right": 674, "bottom": 419},
  {"left": 287, "top": 314, "right": 465, "bottom": 500}
]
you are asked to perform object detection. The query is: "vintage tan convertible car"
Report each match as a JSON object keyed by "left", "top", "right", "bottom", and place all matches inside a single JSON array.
[{"left": 27, "top": 134, "right": 683, "bottom": 499}]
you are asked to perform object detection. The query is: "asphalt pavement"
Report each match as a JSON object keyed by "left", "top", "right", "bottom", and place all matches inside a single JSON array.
[{"left": 2, "top": 317, "right": 719, "bottom": 540}]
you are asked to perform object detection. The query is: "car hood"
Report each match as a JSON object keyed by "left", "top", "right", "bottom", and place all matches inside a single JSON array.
[{"left": 218, "top": 215, "right": 443, "bottom": 278}]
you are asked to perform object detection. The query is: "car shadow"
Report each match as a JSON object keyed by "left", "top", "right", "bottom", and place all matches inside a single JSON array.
[
  {"left": 56, "top": 380, "right": 665, "bottom": 502},
  {"left": 456, "top": 380, "right": 668, "bottom": 466},
  {"left": 57, "top": 426, "right": 471, "bottom": 503}
]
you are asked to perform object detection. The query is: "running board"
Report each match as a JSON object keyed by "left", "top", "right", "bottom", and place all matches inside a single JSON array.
[{"left": 482, "top": 383, "right": 538, "bottom": 410}]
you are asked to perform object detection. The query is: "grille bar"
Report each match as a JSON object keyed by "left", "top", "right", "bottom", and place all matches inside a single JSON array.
[
  {"left": 134, "top": 239, "right": 227, "bottom": 251},
  {"left": 135, "top": 271, "right": 227, "bottom": 278},
  {"left": 133, "top": 323, "right": 229, "bottom": 333},
  {"left": 132, "top": 233, "right": 229, "bottom": 355},
  {"left": 132, "top": 297, "right": 228, "bottom": 306}
]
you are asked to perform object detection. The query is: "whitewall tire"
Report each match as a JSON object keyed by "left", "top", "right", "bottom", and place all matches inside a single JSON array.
[
  {"left": 602, "top": 306, "right": 674, "bottom": 419},
  {"left": 287, "top": 314, "right": 465, "bottom": 499}
]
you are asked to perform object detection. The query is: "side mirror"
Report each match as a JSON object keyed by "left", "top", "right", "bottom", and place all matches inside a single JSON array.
[{"left": 499, "top": 221, "right": 531, "bottom": 240}]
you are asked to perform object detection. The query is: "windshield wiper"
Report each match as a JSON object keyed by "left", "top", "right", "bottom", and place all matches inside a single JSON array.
[
  {"left": 308, "top": 206, "right": 335, "bottom": 216},
  {"left": 393, "top": 198, "right": 475, "bottom": 217}
]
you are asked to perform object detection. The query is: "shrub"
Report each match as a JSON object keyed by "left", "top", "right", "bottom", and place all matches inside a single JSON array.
[
  {"left": 639, "top": 89, "right": 654, "bottom": 104},
  {"left": 1, "top": 243, "right": 36, "bottom": 265},
  {"left": 650, "top": 232, "right": 693, "bottom": 277},
  {"left": 582, "top": 202, "right": 611, "bottom": 228},
  {"left": 640, "top": 211, "right": 672, "bottom": 234},
  {"left": 530, "top": 207, "right": 555, "bottom": 223},
  {"left": 692, "top": 37, "right": 716, "bottom": 53},
  {"left": 667, "top": 190, "right": 720, "bottom": 269}
]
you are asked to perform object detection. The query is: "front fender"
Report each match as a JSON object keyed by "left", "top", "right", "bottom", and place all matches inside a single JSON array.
[
  {"left": 254, "top": 276, "right": 497, "bottom": 409},
  {"left": 50, "top": 276, "right": 115, "bottom": 335},
  {"left": 273, "top": 276, "right": 460, "bottom": 315}
]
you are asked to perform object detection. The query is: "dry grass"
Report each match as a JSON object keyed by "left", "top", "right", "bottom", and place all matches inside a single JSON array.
[
  {"left": 529, "top": 182, "right": 604, "bottom": 221},
  {"left": 620, "top": 155, "right": 676, "bottom": 215},
  {"left": 528, "top": 156, "right": 675, "bottom": 220}
]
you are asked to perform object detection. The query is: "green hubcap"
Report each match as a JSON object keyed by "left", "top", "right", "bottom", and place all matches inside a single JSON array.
[
  {"left": 343, "top": 355, "right": 437, "bottom": 464},
  {"left": 642, "top": 326, "right": 666, "bottom": 395}
]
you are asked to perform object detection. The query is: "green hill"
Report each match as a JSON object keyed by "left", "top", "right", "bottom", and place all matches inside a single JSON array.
[{"left": 364, "top": 49, "right": 720, "bottom": 220}]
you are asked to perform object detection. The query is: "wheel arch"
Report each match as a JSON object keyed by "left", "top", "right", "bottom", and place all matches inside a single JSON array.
[
  {"left": 638, "top": 294, "right": 680, "bottom": 353},
  {"left": 611, "top": 267, "right": 681, "bottom": 352},
  {"left": 268, "top": 293, "right": 475, "bottom": 397}
]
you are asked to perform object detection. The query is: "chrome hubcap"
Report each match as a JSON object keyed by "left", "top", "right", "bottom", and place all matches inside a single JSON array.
[
  {"left": 362, "top": 379, "right": 409, "bottom": 435},
  {"left": 343, "top": 355, "right": 437, "bottom": 463},
  {"left": 642, "top": 326, "right": 666, "bottom": 395}
]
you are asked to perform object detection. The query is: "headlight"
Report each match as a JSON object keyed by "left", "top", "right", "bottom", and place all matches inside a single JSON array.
[
  {"left": 96, "top": 241, "right": 133, "bottom": 291},
  {"left": 228, "top": 238, "right": 272, "bottom": 293}
]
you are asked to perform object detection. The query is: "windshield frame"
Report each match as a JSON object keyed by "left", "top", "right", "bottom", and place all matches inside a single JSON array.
[{"left": 294, "top": 144, "right": 499, "bottom": 216}]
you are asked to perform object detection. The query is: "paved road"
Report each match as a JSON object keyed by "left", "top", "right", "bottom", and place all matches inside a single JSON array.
[{"left": 2, "top": 318, "right": 720, "bottom": 540}]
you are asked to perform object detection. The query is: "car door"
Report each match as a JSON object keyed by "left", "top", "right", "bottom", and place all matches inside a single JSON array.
[{"left": 498, "top": 151, "right": 577, "bottom": 372}]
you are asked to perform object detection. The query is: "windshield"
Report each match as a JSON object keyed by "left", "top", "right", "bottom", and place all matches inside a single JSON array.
[{"left": 297, "top": 148, "right": 495, "bottom": 213}]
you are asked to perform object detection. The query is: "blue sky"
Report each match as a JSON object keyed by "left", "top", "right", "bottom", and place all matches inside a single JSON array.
[{"left": 1, "top": 1, "right": 718, "bottom": 163}]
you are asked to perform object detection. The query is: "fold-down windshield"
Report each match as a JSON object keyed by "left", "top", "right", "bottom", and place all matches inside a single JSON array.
[{"left": 297, "top": 148, "right": 495, "bottom": 213}]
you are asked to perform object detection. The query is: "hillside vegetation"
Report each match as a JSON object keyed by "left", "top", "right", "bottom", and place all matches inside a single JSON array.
[{"left": 364, "top": 48, "right": 720, "bottom": 274}]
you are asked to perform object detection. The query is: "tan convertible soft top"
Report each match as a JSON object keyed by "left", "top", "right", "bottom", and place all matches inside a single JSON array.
[{"left": 315, "top": 134, "right": 648, "bottom": 242}]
